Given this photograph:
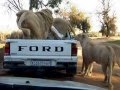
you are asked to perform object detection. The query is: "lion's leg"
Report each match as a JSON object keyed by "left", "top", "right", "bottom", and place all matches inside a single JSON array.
[
  {"left": 84, "top": 62, "right": 93, "bottom": 77},
  {"left": 83, "top": 62, "right": 90, "bottom": 77},
  {"left": 81, "top": 55, "right": 92, "bottom": 77},
  {"left": 81, "top": 59, "right": 85, "bottom": 74},
  {"left": 87, "top": 62, "right": 93, "bottom": 76},
  {"left": 80, "top": 56, "right": 86, "bottom": 75},
  {"left": 102, "top": 64, "right": 107, "bottom": 82},
  {"left": 108, "top": 61, "right": 113, "bottom": 90},
  {"left": 102, "top": 64, "right": 113, "bottom": 90},
  {"left": 112, "top": 61, "right": 115, "bottom": 70}
]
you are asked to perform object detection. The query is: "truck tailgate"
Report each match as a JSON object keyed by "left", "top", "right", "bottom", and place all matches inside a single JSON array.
[{"left": 9, "top": 39, "right": 76, "bottom": 56}]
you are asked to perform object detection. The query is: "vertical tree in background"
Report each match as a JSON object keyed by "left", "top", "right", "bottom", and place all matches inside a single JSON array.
[
  {"left": 98, "top": 0, "right": 116, "bottom": 37},
  {"left": 80, "top": 18, "right": 91, "bottom": 33}
]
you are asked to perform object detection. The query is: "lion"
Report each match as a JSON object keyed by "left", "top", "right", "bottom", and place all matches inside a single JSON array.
[
  {"left": 16, "top": 9, "right": 75, "bottom": 40},
  {"left": 75, "top": 33, "right": 115, "bottom": 90},
  {"left": 84, "top": 43, "right": 120, "bottom": 77},
  {"left": 48, "top": 18, "right": 76, "bottom": 39},
  {"left": 53, "top": 18, "right": 76, "bottom": 36},
  {"left": 16, "top": 9, "right": 53, "bottom": 39}
]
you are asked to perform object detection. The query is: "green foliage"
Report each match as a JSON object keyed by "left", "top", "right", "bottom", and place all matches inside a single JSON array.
[
  {"left": 107, "top": 40, "right": 120, "bottom": 46},
  {"left": 29, "top": 0, "right": 62, "bottom": 10},
  {"left": 48, "top": 0, "right": 62, "bottom": 8},
  {"left": 80, "top": 18, "right": 91, "bottom": 33},
  {"left": 98, "top": 0, "right": 116, "bottom": 37},
  {"left": 100, "top": 16, "right": 116, "bottom": 36},
  {"left": 88, "top": 32, "right": 101, "bottom": 37},
  {"left": 99, "top": 24, "right": 107, "bottom": 36},
  {"left": 29, "top": 0, "right": 39, "bottom": 10},
  {"left": 69, "top": 6, "right": 91, "bottom": 33},
  {"left": 69, "top": 6, "right": 84, "bottom": 25}
]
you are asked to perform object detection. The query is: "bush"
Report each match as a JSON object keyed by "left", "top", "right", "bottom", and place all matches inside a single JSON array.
[{"left": 88, "top": 32, "right": 101, "bottom": 37}]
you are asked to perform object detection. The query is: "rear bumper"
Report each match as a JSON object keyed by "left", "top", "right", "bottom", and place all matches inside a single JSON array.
[
  {"left": 3, "top": 61, "right": 77, "bottom": 70},
  {"left": 4, "top": 56, "right": 77, "bottom": 62},
  {"left": 4, "top": 56, "right": 77, "bottom": 71}
]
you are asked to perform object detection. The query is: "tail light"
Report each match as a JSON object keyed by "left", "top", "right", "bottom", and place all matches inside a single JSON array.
[
  {"left": 4, "top": 42, "right": 10, "bottom": 55},
  {"left": 71, "top": 43, "right": 77, "bottom": 56}
]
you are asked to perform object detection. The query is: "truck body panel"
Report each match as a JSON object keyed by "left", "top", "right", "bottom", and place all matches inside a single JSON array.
[{"left": 4, "top": 39, "right": 78, "bottom": 76}]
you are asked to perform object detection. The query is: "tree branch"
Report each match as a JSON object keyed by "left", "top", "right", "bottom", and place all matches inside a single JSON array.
[
  {"left": 4, "top": 0, "right": 23, "bottom": 13},
  {"left": 18, "top": 0, "right": 23, "bottom": 10},
  {"left": 8, "top": 0, "right": 20, "bottom": 11}
]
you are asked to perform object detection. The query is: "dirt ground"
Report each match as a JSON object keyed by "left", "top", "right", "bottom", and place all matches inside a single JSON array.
[
  {"left": 75, "top": 58, "right": 120, "bottom": 90},
  {"left": 0, "top": 37, "right": 120, "bottom": 90}
]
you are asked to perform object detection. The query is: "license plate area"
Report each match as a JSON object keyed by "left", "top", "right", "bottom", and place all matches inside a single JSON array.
[{"left": 25, "top": 60, "right": 56, "bottom": 66}]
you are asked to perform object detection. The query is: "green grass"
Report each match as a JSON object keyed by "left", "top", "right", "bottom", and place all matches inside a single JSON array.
[{"left": 107, "top": 40, "right": 120, "bottom": 46}]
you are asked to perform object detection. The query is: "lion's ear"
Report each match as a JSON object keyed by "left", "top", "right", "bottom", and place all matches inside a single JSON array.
[
  {"left": 16, "top": 10, "right": 26, "bottom": 17},
  {"left": 16, "top": 12, "right": 20, "bottom": 17}
]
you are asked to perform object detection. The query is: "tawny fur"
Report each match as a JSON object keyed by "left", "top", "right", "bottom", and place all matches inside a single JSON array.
[
  {"left": 75, "top": 33, "right": 115, "bottom": 90},
  {"left": 81, "top": 42, "right": 120, "bottom": 77},
  {"left": 16, "top": 9, "right": 53, "bottom": 39},
  {"left": 48, "top": 18, "right": 76, "bottom": 39}
]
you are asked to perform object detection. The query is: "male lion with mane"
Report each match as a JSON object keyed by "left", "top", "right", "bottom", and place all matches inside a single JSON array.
[
  {"left": 75, "top": 33, "right": 116, "bottom": 90},
  {"left": 16, "top": 9, "right": 53, "bottom": 39}
]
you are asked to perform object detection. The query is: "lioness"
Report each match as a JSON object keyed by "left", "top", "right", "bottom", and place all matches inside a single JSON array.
[{"left": 75, "top": 33, "right": 115, "bottom": 90}]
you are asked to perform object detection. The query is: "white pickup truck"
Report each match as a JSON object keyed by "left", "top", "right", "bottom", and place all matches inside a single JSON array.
[{"left": 4, "top": 39, "right": 78, "bottom": 76}]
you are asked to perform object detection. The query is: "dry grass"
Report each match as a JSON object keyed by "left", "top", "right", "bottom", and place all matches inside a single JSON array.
[{"left": 0, "top": 44, "right": 5, "bottom": 48}]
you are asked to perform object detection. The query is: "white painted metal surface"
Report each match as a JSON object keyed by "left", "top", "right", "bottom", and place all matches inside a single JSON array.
[
  {"left": 4, "top": 39, "right": 78, "bottom": 67},
  {"left": 0, "top": 76, "right": 106, "bottom": 90},
  {"left": 8, "top": 39, "right": 76, "bottom": 56}
]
